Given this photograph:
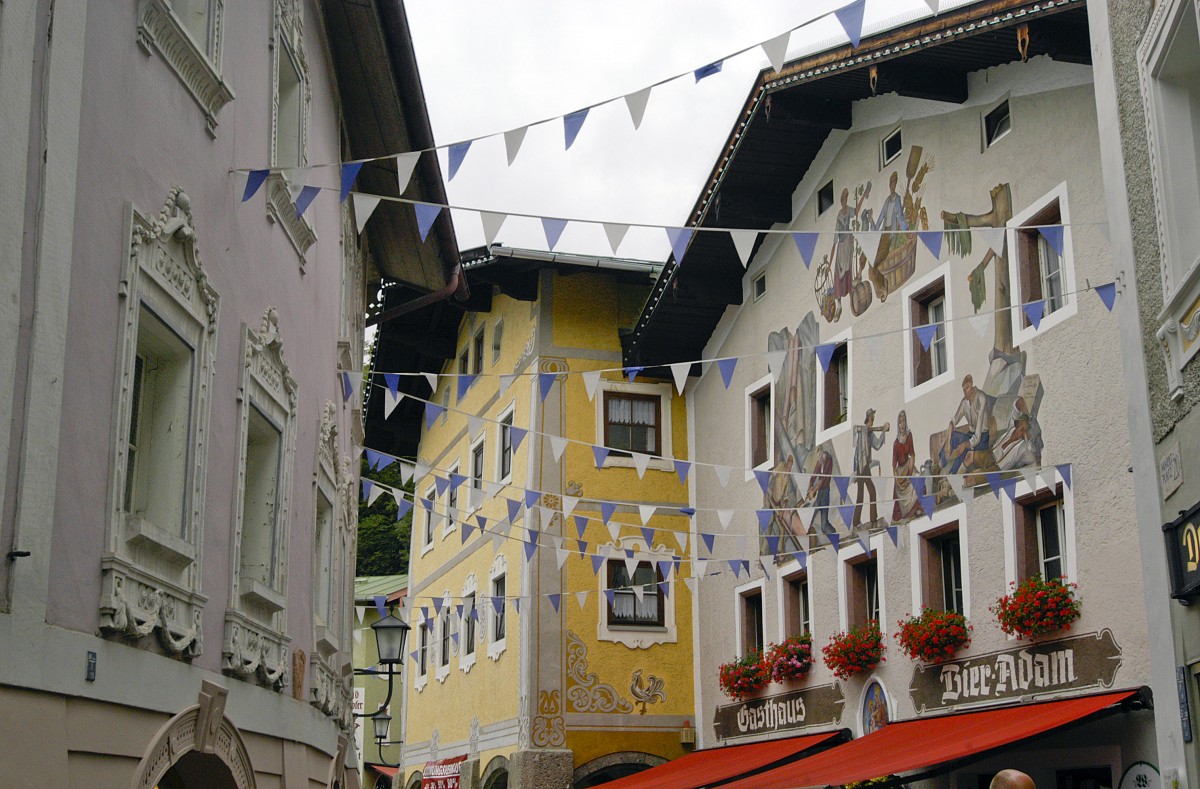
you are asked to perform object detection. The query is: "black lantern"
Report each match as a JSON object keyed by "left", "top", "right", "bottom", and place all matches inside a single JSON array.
[
  {"left": 371, "top": 612, "right": 410, "bottom": 664},
  {"left": 371, "top": 710, "right": 392, "bottom": 743},
  {"left": 355, "top": 605, "right": 408, "bottom": 768}
]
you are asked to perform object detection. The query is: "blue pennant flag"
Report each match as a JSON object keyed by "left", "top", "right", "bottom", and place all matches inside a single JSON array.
[
  {"left": 577, "top": 539, "right": 588, "bottom": 557},
  {"left": 815, "top": 343, "right": 837, "bottom": 373},
  {"left": 1095, "top": 282, "right": 1117, "bottom": 311},
  {"left": 475, "top": 515, "right": 488, "bottom": 533},
  {"left": 432, "top": 596, "right": 443, "bottom": 615},
  {"left": 447, "top": 141, "right": 471, "bottom": 180},
  {"left": 456, "top": 374, "right": 476, "bottom": 401},
  {"left": 742, "top": 559, "right": 751, "bottom": 577},
  {"left": 915, "top": 323, "right": 940, "bottom": 351},
  {"left": 434, "top": 476, "right": 450, "bottom": 496},
  {"left": 1038, "top": 224, "right": 1065, "bottom": 255},
  {"left": 754, "top": 470, "right": 771, "bottom": 493},
  {"left": 766, "top": 535, "right": 780, "bottom": 556},
  {"left": 548, "top": 593, "right": 561, "bottom": 613},
  {"left": 409, "top": 650, "right": 420, "bottom": 666},
  {"left": 1000, "top": 476, "right": 1019, "bottom": 501},
  {"left": 563, "top": 108, "right": 589, "bottom": 150},
  {"left": 490, "top": 596, "right": 503, "bottom": 616},
  {"left": 728, "top": 559, "right": 742, "bottom": 578},
  {"left": 701, "top": 532, "right": 715, "bottom": 554},
  {"left": 523, "top": 531, "right": 539, "bottom": 562},
  {"left": 838, "top": 503, "right": 855, "bottom": 528},
  {"left": 506, "top": 498, "right": 523, "bottom": 524},
  {"left": 397, "top": 498, "right": 414, "bottom": 519},
  {"left": 591, "top": 554, "right": 605, "bottom": 576},
  {"left": 341, "top": 371, "right": 354, "bottom": 403},
  {"left": 659, "top": 581, "right": 670, "bottom": 599},
  {"left": 694, "top": 60, "right": 723, "bottom": 82},
  {"left": 794, "top": 550, "right": 808, "bottom": 571},
  {"left": 384, "top": 373, "right": 400, "bottom": 396},
  {"left": 834, "top": 0, "right": 867, "bottom": 48},
  {"left": 827, "top": 530, "right": 841, "bottom": 552},
  {"left": 512, "top": 597, "right": 522, "bottom": 615},
  {"left": 603, "top": 588, "right": 616, "bottom": 606},
  {"left": 984, "top": 472, "right": 1003, "bottom": 498},
  {"left": 449, "top": 472, "right": 467, "bottom": 491},
  {"left": 361, "top": 479, "right": 373, "bottom": 502},
  {"left": 718, "top": 357, "right": 738, "bottom": 389},
  {"left": 857, "top": 533, "right": 872, "bottom": 555},
  {"left": 666, "top": 227, "right": 694, "bottom": 265},
  {"left": 641, "top": 526, "right": 655, "bottom": 547},
  {"left": 624, "top": 366, "right": 644, "bottom": 382},
  {"left": 918, "top": 230, "right": 943, "bottom": 259},
  {"left": 886, "top": 524, "right": 898, "bottom": 546},
  {"left": 1023, "top": 300, "right": 1046, "bottom": 330},
  {"left": 679, "top": 507, "right": 696, "bottom": 517},
  {"left": 538, "top": 372, "right": 556, "bottom": 401},
  {"left": 374, "top": 452, "right": 396, "bottom": 471},
  {"left": 573, "top": 515, "right": 588, "bottom": 539},
  {"left": 542, "top": 217, "right": 568, "bottom": 251},
  {"left": 511, "top": 426, "right": 527, "bottom": 451},
  {"left": 1057, "top": 463, "right": 1072, "bottom": 489},
  {"left": 295, "top": 185, "right": 321, "bottom": 218},
  {"left": 450, "top": 631, "right": 459, "bottom": 647},
  {"left": 601, "top": 501, "right": 617, "bottom": 524},
  {"left": 455, "top": 604, "right": 464, "bottom": 620},
  {"left": 757, "top": 510, "right": 773, "bottom": 530},
  {"left": 373, "top": 595, "right": 387, "bottom": 618},
  {"left": 242, "top": 169, "right": 269, "bottom": 202},
  {"left": 912, "top": 477, "right": 926, "bottom": 498},
  {"left": 674, "top": 460, "right": 691, "bottom": 484},
  {"left": 524, "top": 489, "right": 541, "bottom": 509},
  {"left": 365, "top": 449, "right": 382, "bottom": 470},
  {"left": 414, "top": 203, "right": 442, "bottom": 243},
  {"left": 792, "top": 232, "right": 819, "bottom": 268},
  {"left": 340, "top": 161, "right": 363, "bottom": 203},
  {"left": 593, "top": 445, "right": 610, "bottom": 469},
  {"left": 418, "top": 497, "right": 433, "bottom": 513},
  {"left": 833, "top": 476, "right": 851, "bottom": 501},
  {"left": 424, "top": 402, "right": 444, "bottom": 429}
]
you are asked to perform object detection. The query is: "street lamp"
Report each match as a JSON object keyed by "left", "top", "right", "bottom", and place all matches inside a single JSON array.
[{"left": 355, "top": 607, "right": 410, "bottom": 768}]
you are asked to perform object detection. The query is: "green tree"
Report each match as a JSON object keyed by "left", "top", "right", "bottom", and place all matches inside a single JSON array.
[{"left": 356, "top": 456, "right": 412, "bottom": 576}]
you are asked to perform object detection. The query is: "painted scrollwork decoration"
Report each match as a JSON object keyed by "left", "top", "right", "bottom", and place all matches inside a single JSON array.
[
  {"left": 630, "top": 670, "right": 667, "bottom": 714},
  {"left": 565, "top": 630, "right": 634, "bottom": 714},
  {"left": 533, "top": 690, "right": 566, "bottom": 747}
]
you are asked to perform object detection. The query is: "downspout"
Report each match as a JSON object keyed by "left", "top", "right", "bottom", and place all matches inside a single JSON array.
[{"left": 365, "top": 263, "right": 467, "bottom": 327}]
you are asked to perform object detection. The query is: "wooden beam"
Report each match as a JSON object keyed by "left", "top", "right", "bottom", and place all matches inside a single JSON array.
[{"left": 873, "top": 62, "right": 968, "bottom": 104}]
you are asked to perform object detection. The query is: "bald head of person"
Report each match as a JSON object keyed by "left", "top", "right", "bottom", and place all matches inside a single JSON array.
[{"left": 990, "top": 769, "right": 1036, "bottom": 789}]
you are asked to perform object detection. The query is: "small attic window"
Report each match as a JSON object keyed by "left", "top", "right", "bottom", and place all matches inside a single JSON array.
[
  {"left": 817, "top": 181, "right": 834, "bottom": 215},
  {"left": 984, "top": 100, "right": 1012, "bottom": 148},
  {"left": 882, "top": 127, "right": 903, "bottom": 167},
  {"left": 753, "top": 272, "right": 767, "bottom": 301}
]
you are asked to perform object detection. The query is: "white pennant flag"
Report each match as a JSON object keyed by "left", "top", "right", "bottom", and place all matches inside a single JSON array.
[
  {"left": 639, "top": 504, "right": 656, "bottom": 525},
  {"left": 355, "top": 606, "right": 366, "bottom": 624},
  {"left": 1022, "top": 467, "right": 1039, "bottom": 488},
  {"left": 865, "top": 333, "right": 887, "bottom": 365},
  {"left": 624, "top": 555, "right": 640, "bottom": 579},
  {"left": 633, "top": 453, "right": 650, "bottom": 478},
  {"left": 286, "top": 167, "right": 312, "bottom": 200},
  {"left": 576, "top": 591, "right": 589, "bottom": 611},
  {"left": 760, "top": 556, "right": 777, "bottom": 581},
  {"left": 352, "top": 193, "right": 382, "bottom": 234},
  {"left": 670, "top": 362, "right": 691, "bottom": 395},
  {"left": 549, "top": 435, "right": 568, "bottom": 462},
  {"left": 624, "top": 86, "right": 652, "bottom": 130},
  {"left": 396, "top": 152, "right": 421, "bottom": 190},
  {"left": 684, "top": 576, "right": 698, "bottom": 594},
  {"left": 1041, "top": 468, "right": 1059, "bottom": 489},
  {"left": 485, "top": 480, "right": 503, "bottom": 498},
  {"left": 606, "top": 522, "right": 622, "bottom": 543},
  {"left": 469, "top": 487, "right": 484, "bottom": 511},
  {"left": 468, "top": 415, "right": 484, "bottom": 438},
  {"left": 556, "top": 547, "right": 571, "bottom": 570},
  {"left": 481, "top": 212, "right": 507, "bottom": 246},
  {"left": 423, "top": 372, "right": 438, "bottom": 391},
  {"left": 415, "top": 461, "right": 431, "bottom": 481},
  {"left": 384, "top": 389, "right": 402, "bottom": 419},
  {"left": 767, "top": 350, "right": 787, "bottom": 383},
  {"left": 632, "top": 583, "right": 645, "bottom": 602},
  {"left": 693, "top": 557, "right": 709, "bottom": 578},
  {"left": 582, "top": 371, "right": 602, "bottom": 401},
  {"left": 731, "top": 230, "right": 759, "bottom": 267},
  {"left": 399, "top": 462, "right": 415, "bottom": 484},
  {"left": 562, "top": 496, "right": 580, "bottom": 518},
  {"left": 367, "top": 484, "right": 385, "bottom": 506},
  {"left": 923, "top": 0, "right": 940, "bottom": 11},
  {"left": 761, "top": 31, "right": 791, "bottom": 72},
  {"left": 676, "top": 530, "right": 688, "bottom": 554},
  {"left": 976, "top": 226, "right": 1007, "bottom": 256},
  {"left": 961, "top": 488, "right": 974, "bottom": 522},
  {"left": 968, "top": 313, "right": 991, "bottom": 338},
  {"left": 717, "top": 510, "right": 734, "bottom": 531},
  {"left": 491, "top": 528, "right": 505, "bottom": 552},
  {"left": 603, "top": 223, "right": 629, "bottom": 254},
  {"left": 715, "top": 465, "right": 733, "bottom": 488},
  {"left": 946, "top": 474, "right": 964, "bottom": 500},
  {"left": 503, "top": 126, "right": 528, "bottom": 166},
  {"left": 499, "top": 373, "right": 518, "bottom": 395}
]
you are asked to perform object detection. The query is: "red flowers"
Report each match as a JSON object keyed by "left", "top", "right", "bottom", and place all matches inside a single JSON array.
[
  {"left": 895, "top": 609, "right": 972, "bottom": 664},
  {"left": 765, "top": 634, "right": 814, "bottom": 683},
  {"left": 718, "top": 651, "right": 771, "bottom": 700},
  {"left": 822, "top": 621, "right": 885, "bottom": 680},
  {"left": 991, "top": 574, "right": 1081, "bottom": 640}
]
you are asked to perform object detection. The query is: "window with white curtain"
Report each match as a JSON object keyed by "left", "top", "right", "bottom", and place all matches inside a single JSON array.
[
  {"left": 603, "top": 392, "right": 660, "bottom": 455},
  {"left": 606, "top": 560, "right": 663, "bottom": 627}
]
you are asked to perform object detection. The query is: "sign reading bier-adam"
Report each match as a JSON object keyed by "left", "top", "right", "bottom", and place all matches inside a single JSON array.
[{"left": 909, "top": 630, "right": 1122, "bottom": 713}]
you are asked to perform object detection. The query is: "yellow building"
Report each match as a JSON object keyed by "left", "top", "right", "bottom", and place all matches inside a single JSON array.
[{"left": 368, "top": 246, "right": 697, "bottom": 788}]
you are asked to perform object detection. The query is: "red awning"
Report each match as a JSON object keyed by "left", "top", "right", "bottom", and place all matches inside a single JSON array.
[
  {"left": 367, "top": 764, "right": 399, "bottom": 778},
  {"left": 717, "top": 690, "right": 1137, "bottom": 789},
  {"left": 593, "top": 730, "right": 843, "bottom": 789}
]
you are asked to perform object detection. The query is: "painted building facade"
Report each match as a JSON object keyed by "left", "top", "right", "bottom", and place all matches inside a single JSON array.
[
  {"left": 623, "top": 2, "right": 1160, "bottom": 785},
  {"left": 0, "top": 0, "right": 453, "bottom": 784},
  {"left": 374, "top": 248, "right": 697, "bottom": 789}
]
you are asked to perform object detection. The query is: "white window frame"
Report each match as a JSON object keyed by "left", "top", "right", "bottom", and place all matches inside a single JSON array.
[
  {"left": 908, "top": 502, "right": 971, "bottom": 618},
  {"left": 443, "top": 462, "right": 460, "bottom": 539},
  {"left": 469, "top": 435, "right": 487, "bottom": 512},
  {"left": 838, "top": 534, "right": 887, "bottom": 635},
  {"left": 744, "top": 374, "right": 774, "bottom": 479},
  {"left": 981, "top": 95, "right": 1013, "bottom": 151},
  {"left": 492, "top": 319, "right": 505, "bottom": 366},
  {"left": 594, "top": 379, "right": 674, "bottom": 471},
  {"left": 100, "top": 192, "right": 218, "bottom": 660},
  {"left": 1001, "top": 471, "right": 1078, "bottom": 589},
  {"left": 487, "top": 554, "right": 509, "bottom": 661},
  {"left": 412, "top": 610, "right": 430, "bottom": 693},
  {"left": 1006, "top": 182, "right": 1077, "bottom": 345},
  {"left": 460, "top": 574, "right": 479, "bottom": 674},
  {"left": 733, "top": 577, "right": 768, "bottom": 658},
  {"left": 598, "top": 538, "right": 677, "bottom": 649},
  {"left": 496, "top": 404, "right": 515, "bottom": 486},
  {"left": 752, "top": 272, "right": 767, "bottom": 302},
  {"left": 420, "top": 485, "right": 437, "bottom": 557},
  {"left": 775, "top": 557, "right": 817, "bottom": 642},
  {"left": 136, "top": 0, "right": 233, "bottom": 135},
  {"left": 815, "top": 327, "right": 853, "bottom": 445},
  {"left": 880, "top": 125, "right": 903, "bottom": 168},
  {"left": 902, "top": 262, "right": 956, "bottom": 401},
  {"left": 435, "top": 592, "right": 453, "bottom": 684}
]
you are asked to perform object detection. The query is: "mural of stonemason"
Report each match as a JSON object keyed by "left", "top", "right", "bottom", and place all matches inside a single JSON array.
[
  {"left": 712, "top": 683, "right": 845, "bottom": 741},
  {"left": 909, "top": 630, "right": 1122, "bottom": 713}
]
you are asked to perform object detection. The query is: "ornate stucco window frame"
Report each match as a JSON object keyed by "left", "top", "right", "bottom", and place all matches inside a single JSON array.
[
  {"left": 459, "top": 573, "right": 479, "bottom": 674},
  {"left": 223, "top": 308, "right": 297, "bottom": 692},
  {"left": 136, "top": 0, "right": 234, "bottom": 137},
  {"left": 266, "top": 0, "right": 316, "bottom": 263},
  {"left": 435, "top": 591, "right": 453, "bottom": 684},
  {"left": 100, "top": 189, "right": 218, "bottom": 660},
  {"left": 487, "top": 553, "right": 509, "bottom": 662},
  {"left": 597, "top": 538, "right": 677, "bottom": 649}
]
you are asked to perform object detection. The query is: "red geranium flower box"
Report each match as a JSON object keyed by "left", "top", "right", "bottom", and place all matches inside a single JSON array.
[
  {"left": 718, "top": 651, "right": 770, "bottom": 700},
  {"left": 766, "top": 634, "right": 814, "bottom": 683},
  {"left": 822, "top": 621, "right": 884, "bottom": 680},
  {"left": 895, "top": 608, "right": 972, "bottom": 664},
  {"left": 990, "top": 574, "right": 1081, "bottom": 640}
]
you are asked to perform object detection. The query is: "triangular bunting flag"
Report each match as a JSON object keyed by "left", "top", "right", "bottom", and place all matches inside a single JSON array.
[
  {"left": 639, "top": 504, "right": 656, "bottom": 525},
  {"left": 1057, "top": 463, "right": 1072, "bottom": 489},
  {"left": 833, "top": 476, "right": 851, "bottom": 501},
  {"left": 915, "top": 323, "right": 940, "bottom": 351},
  {"left": 355, "top": 605, "right": 366, "bottom": 624},
  {"left": 396, "top": 498, "right": 414, "bottom": 519},
  {"left": 603, "top": 223, "right": 629, "bottom": 254},
  {"left": 624, "top": 86, "right": 652, "bottom": 130},
  {"left": 715, "top": 465, "right": 733, "bottom": 488},
  {"left": 1038, "top": 224, "right": 1065, "bottom": 255},
  {"left": 468, "top": 415, "right": 484, "bottom": 438},
  {"left": 523, "top": 530, "right": 539, "bottom": 562},
  {"left": 576, "top": 591, "right": 589, "bottom": 611},
  {"left": 481, "top": 211, "right": 507, "bottom": 246},
  {"left": 670, "top": 362, "right": 691, "bottom": 395},
  {"left": 701, "top": 532, "right": 715, "bottom": 554},
  {"left": 241, "top": 169, "right": 269, "bottom": 202},
  {"left": 694, "top": 60, "right": 723, "bottom": 81},
  {"left": 1023, "top": 300, "right": 1046, "bottom": 330},
  {"left": 511, "top": 427, "right": 527, "bottom": 451},
  {"left": 838, "top": 503, "right": 855, "bottom": 528},
  {"left": 731, "top": 229, "right": 759, "bottom": 267},
  {"left": 718, "top": 357, "right": 738, "bottom": 389},
  {"left": 640, "top": 526, "right": 655, "bottom": 547},
  {"left": 978, "top": 226, "right": 1007, "bottom": 256},
  {"left": 548, "top": 593, "right": 562, "bottom": 612},
  {"left": 761, "top": 31, "right": 791, "bottom": 72},
  {"left": 563, "top": 108, "right": 589, "bottom": 150},
  {"left": 447, "top": 141, "right": 471, "bottom": 181},
  {"left": 506, "top": 498, "right": 523, "bottom": 524},
  {"left": 625, "top": 366, "right": 644, "bottom": 382},
  {"left": 538, "top": 372, "right": 556, "bottom": 402},
  {"left": 984, "top": 472, "right": 1003, "bottom": 498},
  {"left": 632, "top": 453, "right": 650, "bottom": 478},
  {"left": 757, "top": 510, "right": 773, "bottom": 530},
  {"left": 885, "top": 524, "right": 898, "bottom": 546},
  {"left": 582, "top": 371, "right": 602, "bottom": 401},
  {"left": 339, "top": 162, "right": 363, "bottom": 203},
  {"left": 767, "top": 350, "right": 787, "bottom": 383},
  {"left": 601, "top": 501, "right": 617, "bottom": 524},
  {"left": 968, "top": 313, "right": 990, "bottom": 338},
  {"left": 717, "top": 510, "right": 734, "bottom": 531},
  {"left": 434, "top": 475, "right": 450, "bottom": 496},
  {"left": 414, "top": 203, "right": 442, "bottom": 243},
  {"left": 503, "top": 126, "right": 527, "bottom": 166},
  {"left": 422, "top": 372, "right": 438, "bottom": 391},
  {"left": 593, "top": 445, "right": 610, "bottom": 468},
  {"left": 396, "top": 152, "right": 421, "bottom": 190},
  {"left": 591, "top": 554, "right": 605, "bottom": 576},
  {"left": 815, "top": 343, "right": 837, "bottom": 373},
  {"left": 607, "top": 522, "right": 622, "bottom": 543},
  {"left": 456, "top": 373, "right": 477, "bottom": 401},
  {"left": 294, "top": 185, "right": 320, "bottom": 218},
  {"left": 352, "top": 193, "right": 381, "bottom": 234},
  {"left": 754, "top": 470, "right": 771, "bottom": 494},
  {"left": 826, "top": 530, "right": 841, "bottom": 552},
  {"left": 666, "top": 227, "right": 693, "bottom": 265},
  {"left": 563, "top": 496, "right": 580, "bottom": 518},
  {"left": 918, "top": 229, "right": 943, "bottom": 259},
  {"left": 1095, "top": 282, "right": 1117, "bottom": 311},
  {"left": 573, "top": 514, "right": 588, "bottom": 539},
  {"left": 542, "top": 217, "right": 568, "bottom": 251},
  {"left": 760, "top": 556, "right": 777, "bottom": 581},
  {"left": 674, "top": 460, "right": 691, "bottom": 485},
  {"left": 524, "top": 489, "right": 541, "bottom": 509},
  {"left": 792, "top": 231, "right": 819, "bottom": 268},
  {"left": 556, "top": 547, "right": 570, "bottom": 570},
  {"left": 549, "top": 435, "right": 568, "bottom": 462},
  {"left": 834, "top": 0, "right": 867, "bottom": 48},
  {"left": 498, "top": 373, "right": 518, "bottom": 395}
]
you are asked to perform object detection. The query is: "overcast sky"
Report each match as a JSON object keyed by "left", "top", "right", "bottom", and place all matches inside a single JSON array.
[{"left": 403, "top": 0, "right": 953, "bottom": 262}]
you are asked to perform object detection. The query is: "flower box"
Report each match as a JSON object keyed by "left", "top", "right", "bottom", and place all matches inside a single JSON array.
[
  {"left": 766, "top": 634, "right": 814, "bottom": 683},
  {"left": 718, "top": 651, "right": 770, "bottom": 700},
  {"left": 895, "top": 608, "right": 972, "bottom": 664},
  {"left": 822, "top": 621, "right": 884, "bottom": 680},
  {"left": 991, "top": 574, "right": 1081, "bottom": 640}
]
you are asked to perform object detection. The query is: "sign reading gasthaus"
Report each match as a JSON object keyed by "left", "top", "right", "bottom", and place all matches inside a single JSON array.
[
  {"left": 909, "top": 630, "right": 1122, "bottom": 713},
  {"left": 713, "top": 684, "right": 845, "bottom": 741}
]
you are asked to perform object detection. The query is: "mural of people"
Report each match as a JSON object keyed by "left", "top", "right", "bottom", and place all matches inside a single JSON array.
[
  {"left": 766, "top": 454, "right": 809, "bottom": 554},
  {"left": 994, "top": 396, "right": 1043, "bottom": 470},
  {"left": 939, "top": 374, "right": 996, "bottom": 475},
  {"left": 891, "top": 410, "right": 921, "bottom": 522},
  {"left": 805, "top": 448, "right": 834, "bottom": 538},
  {"left": 851, "top": 409, "right": 889, "bottom": 529},
  {"left": 832, "top": 185, "right": 870, "bottom": 300}
]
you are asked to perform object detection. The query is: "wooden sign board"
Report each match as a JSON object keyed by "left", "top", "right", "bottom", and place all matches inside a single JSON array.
[{"left": 713, "top": 683, "right": 844, "bottom": 741}]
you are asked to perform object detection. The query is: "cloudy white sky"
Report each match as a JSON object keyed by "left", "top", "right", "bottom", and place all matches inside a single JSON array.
[{"left": 403, "top": 0, "right": 952, "bottom": 262}]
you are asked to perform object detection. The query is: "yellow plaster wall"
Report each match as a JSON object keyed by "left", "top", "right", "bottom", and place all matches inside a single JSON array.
[{"left": 569, "top": 729, "right": 689, "bottom": 770}]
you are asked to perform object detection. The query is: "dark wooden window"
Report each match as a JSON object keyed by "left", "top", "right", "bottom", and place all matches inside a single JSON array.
[
  {"left": 492, "top": 574, "right": 506, "bottom": 641},
  {"left": 919, "top": 523, "right": 963, "bottom": 613},
  {"left": 472, "top": 329, "right": 485, "bottom": 375},
  {"left": 1014, "top": 485, "right": 1066, "bottom": 581},
  {"left": 818, "top": 181, "right": 834, "bottom": 215},
  {"left": 500, "top": 414, "right": 513, "bottom": 480},
  {"left": 783, "top": 571, "right": 812, "bottom": 637},
  {"left": 464, "top": 592, "right": 476, "bottom": 655},
  {"left": 741, "top": 589, "right": 764, "bottom": 654},
  {"left": 418, "top": 621, "right": 429, "bottom": 676},
  {"left": 472, "top": 443, "right": 485, "bottom": 490},
  {"left": 1016, "top": 200, "right": 1065, "bottom": 324},
  {"left": 603, "top": 392, "right": 661, "bottom": 456},
  {"left": 847, "top": 552, "right": 879, "bottom": 627},
  {"left": 606, "top": 561, "right": 664, "bottom": 627},
  {"left": 440, "top": 610, "right": 450, "bottom": 666},
  {"left": 823, "top": 343, "right": 848, "bottom": 429},
  {"left": 423, "top": 486, "right": 435, "bottom": 546},
  {"left": 984, "top": 100, "right": 1011, "bottom": 147},
  {"left": 458, "top": 348, "right": 469, "bottom": 376},
  {"left": 446, "top": 467, "right": 458, "bottom": 528},
  {"left": 749, "top": 384, "right": 771, "bottom": 468},
  {"left": 910, "top": 278, "right": 948, "bottom": 385}
]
